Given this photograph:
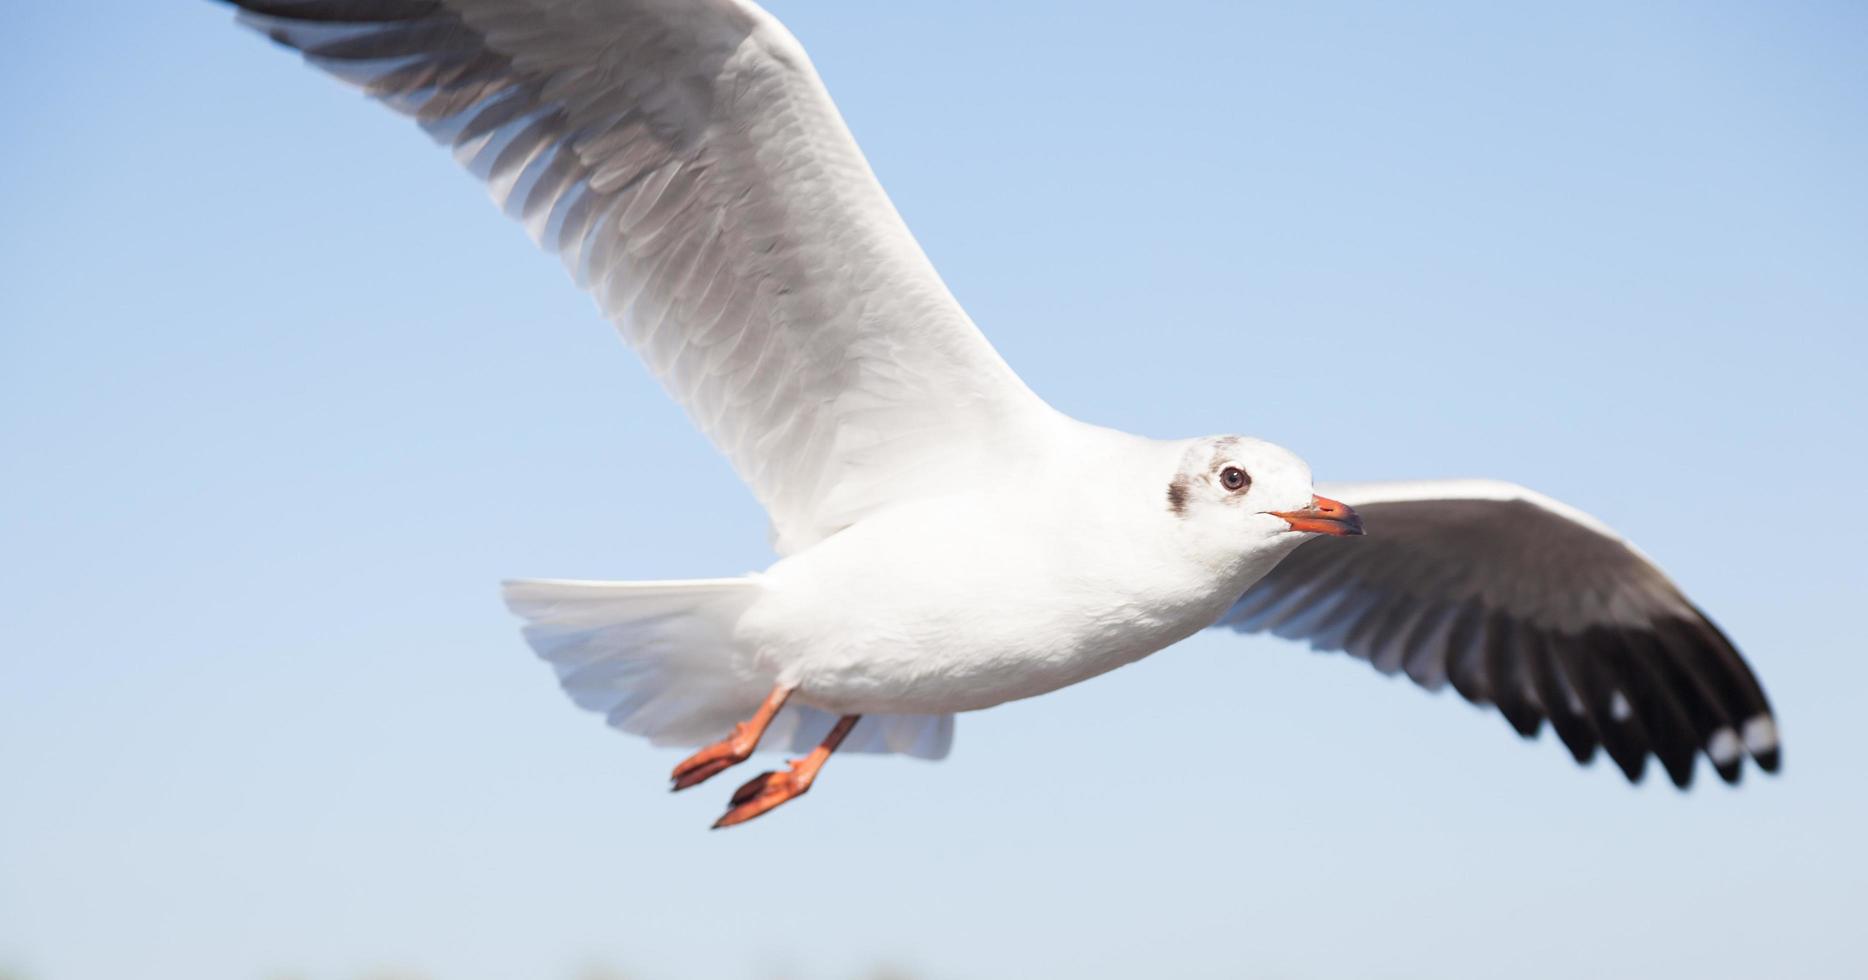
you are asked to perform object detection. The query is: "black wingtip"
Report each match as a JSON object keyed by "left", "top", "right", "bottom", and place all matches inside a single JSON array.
[
  {"left": 1606, "top": 746, "right": 1647, "bottom": 784},
  {"left": 1745, "top": 714, "right": 1783, "bottom": 774},
  {"left": 1658, "top": 753, "right": 1696, "bottom": 790},
  {"left": 1499, "top": 706, "right": 1543, "bottom": 740}
]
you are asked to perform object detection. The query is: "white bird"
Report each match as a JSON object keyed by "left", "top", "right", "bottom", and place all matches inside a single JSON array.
[{"left": 224, "top": 0, "right": 1779, "bottom": 827}]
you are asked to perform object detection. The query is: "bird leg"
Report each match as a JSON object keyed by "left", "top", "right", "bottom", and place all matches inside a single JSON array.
[
  {"left": 669, "top": 684, "right": 794, "bottom": 791},
  {"left": 712, "top": 714, "right": 860, "bottom": 829}
]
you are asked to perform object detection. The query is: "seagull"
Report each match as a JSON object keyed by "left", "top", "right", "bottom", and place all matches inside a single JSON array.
[{"left": 223, "top": 0, "right": 1780, "bottom": 827}]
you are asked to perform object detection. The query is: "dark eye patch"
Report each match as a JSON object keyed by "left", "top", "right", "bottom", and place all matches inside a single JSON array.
[{"left": 1166, "top": 476, "right": 1191, "bottom": 516}]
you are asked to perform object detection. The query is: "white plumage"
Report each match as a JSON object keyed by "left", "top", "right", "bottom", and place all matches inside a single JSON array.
[
  {"left": 238, "top": 0, "right": 1051, "bottom": 558},
  {"left": 226, "top": 0, "right": 1779, "bottom": 819}
]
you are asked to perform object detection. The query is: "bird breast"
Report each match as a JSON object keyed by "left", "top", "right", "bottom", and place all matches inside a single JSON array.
[{"left": 735, "top": 491, "right": 1243, "bottom": 715}]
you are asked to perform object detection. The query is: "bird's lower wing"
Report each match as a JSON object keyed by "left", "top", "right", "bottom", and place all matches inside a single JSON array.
[{"left": 1215, "top": 479, "right": 1779, "bottom": 787}]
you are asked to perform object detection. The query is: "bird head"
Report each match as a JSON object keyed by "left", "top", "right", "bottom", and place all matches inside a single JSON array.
[{"left": 1165, "top": 435, "right": 1362, "bottom": 571}]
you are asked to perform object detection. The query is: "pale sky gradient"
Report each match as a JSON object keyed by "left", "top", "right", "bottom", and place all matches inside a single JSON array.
[{"left": 4, "top": 2, "right": 1866, "bottom": 979}]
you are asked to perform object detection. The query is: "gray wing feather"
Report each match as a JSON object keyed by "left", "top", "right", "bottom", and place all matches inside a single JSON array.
[{"left": 1217, "top": 480, "right": 1779, "bottom": 788}]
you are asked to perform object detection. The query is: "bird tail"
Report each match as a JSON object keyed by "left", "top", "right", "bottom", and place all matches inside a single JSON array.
[{"left": 501, "top": 577, "right": 954, "bottom": 759}]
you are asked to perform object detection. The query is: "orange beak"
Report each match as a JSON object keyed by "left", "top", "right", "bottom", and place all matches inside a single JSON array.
[{"left": 1272, "top": 494, "right": 1363, "bottom": 536}]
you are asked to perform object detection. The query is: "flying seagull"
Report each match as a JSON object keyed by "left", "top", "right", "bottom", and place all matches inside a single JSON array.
[{"left": 221, "top": 0, "right": 1779, "bottom": 827}]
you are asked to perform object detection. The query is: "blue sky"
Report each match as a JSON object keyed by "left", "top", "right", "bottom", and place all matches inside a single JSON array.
[{"left": 4, "top": 2, "right": 1866, "bottom": 978}]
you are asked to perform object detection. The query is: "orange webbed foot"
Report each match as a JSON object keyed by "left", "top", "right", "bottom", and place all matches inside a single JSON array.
[
  {"left": 669, "top": 721, "right": 758, "bottom": 791},
  {"left": 712, "top": 761, "right": 813, "bottom": 829},
  {"left": 668, "top": 686, "right": 794, "bottom": 792},
  {"left": 710, "top": 713, "right": 859, "bottom": 830}
]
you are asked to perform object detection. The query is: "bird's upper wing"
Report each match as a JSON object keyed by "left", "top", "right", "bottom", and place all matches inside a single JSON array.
[
  {"left": 226, "top": 0, "right": 1055, "bottom": 553},
  {"left": 1215, "top": 479, "right": 1779, "bottom": 787}
]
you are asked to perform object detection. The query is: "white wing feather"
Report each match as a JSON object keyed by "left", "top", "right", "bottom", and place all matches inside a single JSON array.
[{"left": 232, "top": 0, "right": 1055, "bottom": 553}]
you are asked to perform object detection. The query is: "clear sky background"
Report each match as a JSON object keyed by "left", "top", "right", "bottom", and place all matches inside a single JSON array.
[{"left": 4, "top": 2, "right": 1866, "bottom": 979}]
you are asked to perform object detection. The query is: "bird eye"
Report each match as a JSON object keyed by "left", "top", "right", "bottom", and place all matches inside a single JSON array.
[{"left": 1220, "top": 466, "right": 1250, "bottom": 492}]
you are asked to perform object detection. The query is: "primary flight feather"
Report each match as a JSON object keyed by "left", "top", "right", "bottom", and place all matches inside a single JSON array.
[{"left": 222, "top": 0, "right": 1779, "bottom": 827}]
